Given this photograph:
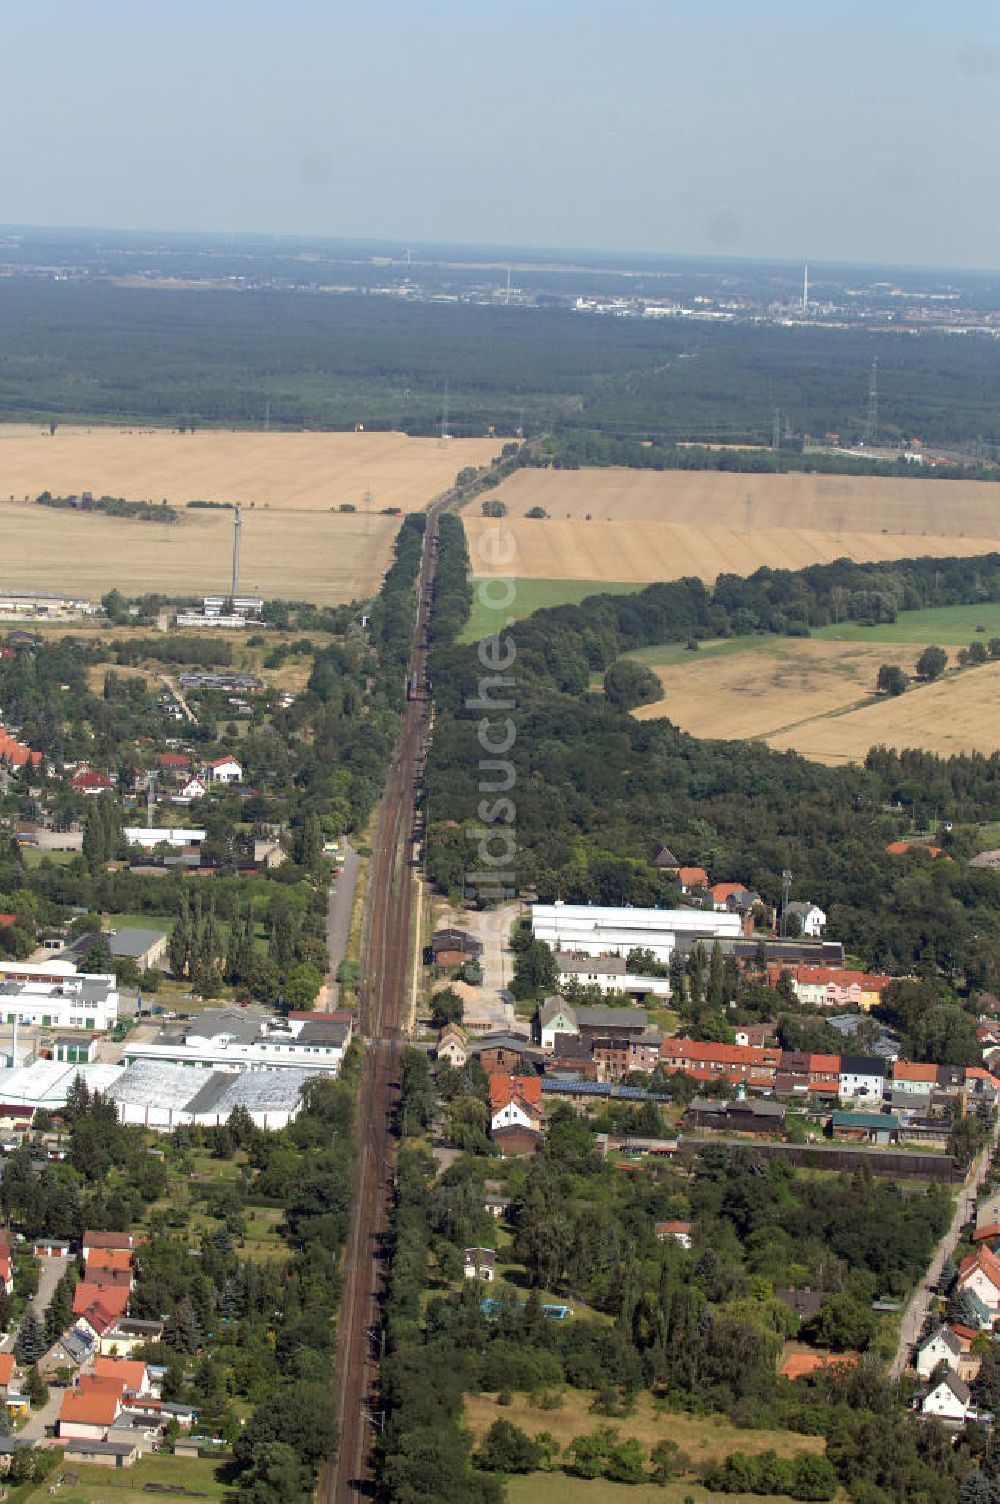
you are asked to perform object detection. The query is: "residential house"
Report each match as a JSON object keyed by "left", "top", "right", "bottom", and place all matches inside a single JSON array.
[
  {"left": 893, "top": 1062, "right": 940, "bottom": 1095},
  {"left": 435, "top": 1025, "right": 468, "bottom": 1068},
  {"left": 473, "top": 1034, "right": 532, "bottom": 1075},
  {"left": 0, "top": 1354, "right": 18, "bottom": 1399},
  {"left": 838, "top": 1055, "right": 885, "bottom": 1103},
  {"left": 975, "top": 1190, "right": 1000, "bottom": 1244},
  {"left": 957, "top": 1246, "right": 1000, "bottom": 1315},
  {"left": 0, "top": 728, "right": 42, "bottom": 770},
  {"left": 654, "top": 1221, "right": 692, "bottom": 1249},
  {"left": 58, "top": 1377, "right": 125, "bottom": 1440},
  {"left": 175, "top": 776, "right": 207, "bottom": 803},
  {"left": 921, "top": 1372, "right": 973, "bottom": 1424},
  {"left": 70, "top": 768, "right": 116, "bottom": 797},
  {"left": 98, "top": 1319, "right": 164, "bottom": 1358},
  {"left": 677, "top": 866, "right": 709, "bottom": 894},
  {"left": 463, "top": 1247, "right": 496, "bottom": 1282},
  {"left": 650, "top": 845, "right": 680, "bottom": 872},
  {"left": 915, "top": 1325, "right": 964, "bottom": 1379},
  {"left": 659, "top": 1037, "right": 782, "bottom": 1088},
  {"left": 777, "top": 1050, "right": 841, "bottom": 1097},
  {"left": 553, "top": 952, "right": 673, "bottom": 1001},
  {"left": 734, "top": 1023, "right": 775, "bottom": 1049},
  {"left": 784, "top": 901, "right": 827, "bottom": 938},
  {"left": 538, "top": 997, "right": 580, "bottom": 1050},
  {"left": 431, "top": 928, "right": 484, "bottom": 969},
  {"left": 93, "top": 1357, "right": 151, "bottom": 1396},
  {"left": 83, "top": 1230, "right": 135, "bottom": 1261},
  {"left": 207, "top": 755, "right": 243, "bottom": 784},
  {"left": 155, "top": 753, "right": 190, "bottom": 774},
  {"left": 628, "top": 1029, "right": 663, "bottom": 1074},
  {"left": 87, "top": 1248, "right": 133, "bottom": 1276},
  {"left": 488, "top": 1074, "right": 543, "bottom": 1134},
  {"left": 770, "top": 964, "right": 893, "bottom": 1012},
  {"left": 74, "top": 1283, "right": 130, "bottom": 1324}
]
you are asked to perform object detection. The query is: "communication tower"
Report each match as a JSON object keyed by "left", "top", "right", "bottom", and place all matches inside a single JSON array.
[{"left": 802, "top": 262, "right": 809, "bottom": 314}]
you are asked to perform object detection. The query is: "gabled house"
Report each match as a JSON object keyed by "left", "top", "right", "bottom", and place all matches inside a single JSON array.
[
  {"left": 921, "top": 1371, "right": 973, "bottom": 1424},
  {"left": 650, "top": 845, "right": 680, "bottom": 872},
  {"left": 915, "top": 1324, "right": 964, "bottom": 1379},
  {"left": 207, "top": 755, "right": 242, "bottom": 785},
  {"left": 784, "top": 901, "right": 826, "bottom": 938},
  {"left": 70, "top": 768, "right": 115, "bottom": 796},
  {"left": 957, "top": 1246, "right": 1000, "bottom": 1315},
  {"left": 975, "top": 1189, "right": 1000, "bottom": 1244},
  {"left": 463, "top": 1247, "right": 496, "bottom": 1282},
  {"left": 176, "top": 776, "right": 207, "bottom": 803},
  {"left": 538, "top": 996, "right": 579, "bottom": 1051},
  {"left": 74, "top": 1284, "right": 130, "bottom": 1325},
  {"left": 678, "top": 866, "right": 709, "bottom": 894},
  {"left": 435, "top": 1025, "right": 468, "bottom": 1068},
  {"left": 488, "top": 1074, "right": 543, "bottom": 1133},
  {"left": 58, "top": 1377, "right": 125, "bottom": 1440},
  {"left": 83, "top": 1230, "right": 135, "bottom": 1260},
  {"left": 654, "top": 1220, "right": 692, "bottom": 1250},
  {"left": 838, "top": 1055, "right": 885, "bottom": 1103}
]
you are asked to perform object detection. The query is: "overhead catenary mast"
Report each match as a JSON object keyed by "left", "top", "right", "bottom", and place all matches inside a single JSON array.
[
  {"left": 231, "top": 504, "right": 242, "bottom": 599},
  {"left": 802, "top": 261, "right": 809, "bottom": 314},
  {"left": 865, "top": 358, "right": 879, "bottom": 446}
]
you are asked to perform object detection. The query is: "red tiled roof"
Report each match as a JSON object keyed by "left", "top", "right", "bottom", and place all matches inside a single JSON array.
[
  {"left": 893, "top": 1062, "right": 938, "bottom": 1083},
  {"left": 86, "top": 1248, "right": 132, "bottom": 1273},
  {"left": 659, "top": 1038, "right": 781, "bottom": 1069},
  {"left": 73, "top": 1283, "right": 129, "bottom": 1320},
  {"left": 70, "top": 770, "right": 114, "bottom": 791},
  {"left": 155, "top": 753, "right": 190, "bottom": 768},
  {"left": 678, "top": 867, "right": 709, "bottom": 887},
  {"left": 60, "top": 1378, "right": 123, "bottom": 1427},
  {"left": 958, "top": 1245, "right": 1000, "bottom": 1289},
  {"left": 655, "top": 1220, "right": 691, "bottom": 1235},
  {"left": 0, "top": 729, "right": 42, "bottom": 769},
  {"left": 0, "top": 1354, "right": 16, "bottom": 1386},
  {"left": 0, "top": 916, "right": 15, "bottom": 929},
  {"left": 709, "top": 882, "right": 750, "bottom": 904},
  {"left": 93, "top": 1357, "right": 146, "bottom": 1391},
  {"left": 210, "top": 755, "right": 241, "bottom": 769},
  {"left": 488, "top": 1073, "right": 542, "bottom": 1110}
]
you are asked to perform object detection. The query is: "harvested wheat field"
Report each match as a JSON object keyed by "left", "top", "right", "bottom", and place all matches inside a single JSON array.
[
  {"left": 0, "top": 425, "right": 501, "bottom": 511},
  {"left": 0, "top": 501, "right": 399, "bottom": 604},
  {"left": 465, "top": 467, "right": 1000, "bottom": 584},
  {"left": 633, "top": 639, "right": 1000, "bottom": 764}
]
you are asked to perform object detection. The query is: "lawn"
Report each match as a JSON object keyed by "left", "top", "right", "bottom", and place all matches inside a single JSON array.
[
  {"left": 812, "top": 602, "right": 1000, "bottom": 645},
  {"left": 505, "top": 1475, "right": 828, "bottom": 1504},
  {"left": 460, "top": 577, "right": 644, "bottom": 642},
  {"left": 19, "top": 1452, "right": 229, "bottom": 1504}
]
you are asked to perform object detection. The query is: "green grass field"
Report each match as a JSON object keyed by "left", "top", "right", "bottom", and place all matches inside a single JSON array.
[
  {"left": 812, "top": 602, "right": 1000, "bottom": 645},
  {"left": 460, "top": 577, "right": 644, "bottom": 642},
  {"left": 506, "top": 1477, "right": 819, "bottom": 1504},
  {"left": 19, "top": 1453, "right": 228, "bottom": 1504}
]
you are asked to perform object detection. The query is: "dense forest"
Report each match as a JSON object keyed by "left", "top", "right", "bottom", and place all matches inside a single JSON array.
[
  {"left": 7, "top": 280, "right": 1000, "bottom": 445},
  {"left": 424, "top": 533, "right": 1000, "bottom": 993}
]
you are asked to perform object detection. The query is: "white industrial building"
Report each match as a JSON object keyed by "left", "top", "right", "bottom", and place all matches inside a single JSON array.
[
  {"left": 123, "top": 828, "right": 206, "bottom": 850},
  {"left": 0, "top": 973, "right": 119, "bottom": 1032},
  {"left": 532, "top": 902, "right": 741, "bottom": 965},
  {"left": 107, "top": 1061, "right": 313, "bottom": 1131},
  {"left": 122, "top": 1008, "right": 350, "bottom": 1076}
]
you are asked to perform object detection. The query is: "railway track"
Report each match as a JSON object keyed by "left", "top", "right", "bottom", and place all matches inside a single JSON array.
[{"left": 322, "top": 493, "right": 448, "bottom": 1504}]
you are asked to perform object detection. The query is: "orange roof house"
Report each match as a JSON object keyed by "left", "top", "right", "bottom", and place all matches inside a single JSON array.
[
  {"left": 678, "top": 866, "right": 709, "bottom": 890},
  {"left": 59, "top": 1377, "right": 125, "bottom": 1432},
  {"left": 86, "top": 1248, "right": 133, "bottom": 1274},
  {"left": 73, "top": 1283, "right": 130, "bottom": 1321},
  {"left": 93, "top": 1356, "right": 147, "bottom": 1393},
  {"left": 488, "top": 1074, "right": 542, "bottom": 1112},
  {"left": 82, "top": 1230, "right": 134, "bottom": 1253},
  {"left": 0, "top": 1354, "right": 16, "bottom": 1389},
  {"left": 886, "top": 840, "right": 945, "bottom": 859},
  {"left": 0, "top": 729, "right": 41, "bottom": 769}
]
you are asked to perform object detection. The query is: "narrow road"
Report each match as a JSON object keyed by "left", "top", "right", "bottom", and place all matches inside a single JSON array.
[
  {"left": 325, "top": 839, "right": 360, "bottom": 1008},
  {"left": 321, "top": 495, "right": 443, "bottom": 1504},
  {"left": 891, "top": 1122, "right": 999, "bottom": 1379}
]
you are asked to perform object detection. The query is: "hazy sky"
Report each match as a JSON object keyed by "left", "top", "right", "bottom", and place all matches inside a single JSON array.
[{"left": 2, "top": 0, "right": 998, "bottom": 267}]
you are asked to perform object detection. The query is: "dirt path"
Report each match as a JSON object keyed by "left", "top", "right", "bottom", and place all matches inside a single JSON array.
[
  {"left": 324, "top": 839, "right": 360, "bottom": 1007},
  {"left": 890, "top": 1123, "right": 999, "bottom": 1379}
]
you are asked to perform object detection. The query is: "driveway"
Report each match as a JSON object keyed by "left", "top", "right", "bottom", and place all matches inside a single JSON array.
[
  {"left": 325, "top": 839, "right": 360, "bottom": 1008},
  {"left": 891, "top": 1122, "right": 999, "bottom": 1378}
]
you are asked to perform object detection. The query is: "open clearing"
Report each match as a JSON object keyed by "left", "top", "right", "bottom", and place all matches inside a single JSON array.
[
  {"left": 464, "top": 468, "right": 1000, "bottom": 585},
  {"left": 0, "top": 501, "right": 399, "bottom": 604},
  {"left": 632, "top": 638, "right": 1000, "bottom": 763},
  {"left": 460, "top": 577, "right": 644, "bottom": 641},
  {"left": 18, "top": 1453, "right": 228, "bottom": 1503},
  {"left": 0, "top": 425, "right": 501, "bottom": 511},
  {"left": 466, "top": 1390, "right": 827, "bottom": 1503}
]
